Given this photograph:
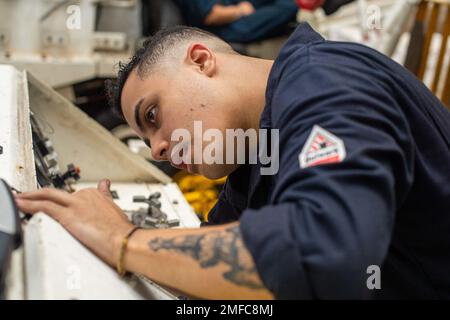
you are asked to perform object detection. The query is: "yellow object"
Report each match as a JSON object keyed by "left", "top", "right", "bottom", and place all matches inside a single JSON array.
[
  {"left": 117, "top": 226, "right": 141, "bottom": 277},
  {"left": 174, "top": 172, "right": 227, "bottom": 222}
]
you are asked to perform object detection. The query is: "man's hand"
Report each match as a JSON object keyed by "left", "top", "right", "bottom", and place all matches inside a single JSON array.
[
  {"left": 204, "top": 2, "right": 255, "bottom": 26},
  {"left": 237, "top": 1, "right": 256, "bottom": 16},
  {"left": 15, "top": 180, "right": 135, "bottom": 266}
]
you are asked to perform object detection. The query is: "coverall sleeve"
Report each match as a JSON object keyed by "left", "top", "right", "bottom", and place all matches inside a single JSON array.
[{"left": 239, "top": 63, "right": 415, "bottom": 299}]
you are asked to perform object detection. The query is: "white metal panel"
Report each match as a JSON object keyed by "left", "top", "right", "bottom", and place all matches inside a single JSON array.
[
  {"left": 0, "top": 0, "right": 131, "bottom": 87},
  {"left": 0, "top": 0, "right": 96, "bottom": 57},
  {"left": 0, "top": 65, "right": 36, "bottom": 192},
  {"left": 23, "top": 183, "right": 200, "bottom": 299},
  {"left": 0, "top": 65, "right": 36, "bottom": 300},
  {"left": 25, "top": 214, "right": 177, "bottom": 300},
  {"left": 26, "top": 71, "right": 171, "bottom": 184}
]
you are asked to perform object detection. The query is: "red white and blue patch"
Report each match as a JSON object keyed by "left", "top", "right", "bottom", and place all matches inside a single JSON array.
[{"left": 299, "top": 125, "right": 346, "bottom": 169}]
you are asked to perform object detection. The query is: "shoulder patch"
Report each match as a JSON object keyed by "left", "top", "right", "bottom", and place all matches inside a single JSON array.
[{"left": 299, "top": 125, "right": 346, "bottom": 169}]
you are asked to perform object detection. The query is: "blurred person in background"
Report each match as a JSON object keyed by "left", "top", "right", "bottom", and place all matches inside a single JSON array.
[
  {"left": 173, "top": 0, "right": 355, "bottom": 43},
  {"left": 174, "top": 0, "right": 298, "bottom": 43}
]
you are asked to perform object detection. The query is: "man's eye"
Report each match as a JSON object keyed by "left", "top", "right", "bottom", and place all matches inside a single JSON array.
[
  {"left": 145, "top": 107, "right": 157, "bottom": 124},
  {"left": 143, "top": 138, "right": 151, "bottom": 149}
]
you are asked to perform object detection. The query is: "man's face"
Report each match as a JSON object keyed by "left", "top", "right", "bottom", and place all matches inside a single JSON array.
[{"left": 121, "top": 50, "right": 245, "bottom": 179}]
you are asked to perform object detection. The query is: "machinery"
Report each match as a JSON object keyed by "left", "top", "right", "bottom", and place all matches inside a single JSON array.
[
  {"left": 0, "top": 179, "right": 22, "bottom": 300},
  {"left": 0, "top": 64, "right": 200, "bottom": 300},
  {"left": 0, "top": 0, "right": 145, "bottom": 136},
  {"left": 0, "top": 0, "right": 140, "bottom": 88}
]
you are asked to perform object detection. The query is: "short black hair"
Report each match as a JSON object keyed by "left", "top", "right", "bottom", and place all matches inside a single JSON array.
[{"left": 105, "top": 26, "right": 234, "bottom": 119}]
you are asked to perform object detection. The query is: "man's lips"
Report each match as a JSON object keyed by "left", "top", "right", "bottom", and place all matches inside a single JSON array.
[{"left": 171, "top": 161, "right": 188, "bottom": 171}]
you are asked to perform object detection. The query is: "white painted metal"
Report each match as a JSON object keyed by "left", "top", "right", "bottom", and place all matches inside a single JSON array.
[
  {"left": 25, "top": 214, "right": 178, "bottom": 300},
  {"left": 26, "top": 71, "right": 170, "bottom": 184},
  {"left": 0, "top": 65, "right": 36, "bottom": 192},
  {"left": 0, "top": 64, "right": 35, "bottom": 300},
  {"left": 0, "top": 65, "right": 201, "bottom": 299},
  {"left": 0, "top": 0, "right": 132, "bottom": 87},
  {"left": 23, "top": 182, "right": 199, "bottom": 300}
]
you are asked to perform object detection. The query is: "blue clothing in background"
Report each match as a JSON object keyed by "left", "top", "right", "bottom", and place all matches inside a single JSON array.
[{"left": 174, "top": 0, "right": 298, "bottom": 43}]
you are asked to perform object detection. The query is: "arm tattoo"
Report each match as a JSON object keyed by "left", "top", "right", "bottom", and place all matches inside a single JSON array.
[{"left": 148, "top": 225, "right": 264, "bottom": 290}]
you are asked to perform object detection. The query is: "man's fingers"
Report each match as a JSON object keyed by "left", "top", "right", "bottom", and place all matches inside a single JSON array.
[
  {"left": 97, "top": 179, "right": 113, "bottom": 199},
  {"left": 15, "top": 198, "right": 66, "bottom": 222},
  {"left": 15, "top": 188, "right": 73, "bottom": 206}
]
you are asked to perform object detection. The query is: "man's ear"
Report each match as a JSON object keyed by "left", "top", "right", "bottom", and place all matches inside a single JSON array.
[{"left": 186, "top": 43, "right": 216, "bottom": 77}]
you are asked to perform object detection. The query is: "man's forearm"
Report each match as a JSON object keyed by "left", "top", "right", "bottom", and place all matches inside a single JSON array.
[
  {"left": 204, "top": 4, "right": 242, "bottom": 26},
  {"left": 124, "top": 222, "right": 273, "bottom": 299}
]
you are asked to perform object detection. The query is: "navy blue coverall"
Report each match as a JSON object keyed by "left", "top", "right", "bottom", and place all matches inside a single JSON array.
[
  {"left": 174, "top": 0, "right": 298, "bottom": 43},
  {"left": 207, "top": 23, "right": 450, "bottom": 299}
]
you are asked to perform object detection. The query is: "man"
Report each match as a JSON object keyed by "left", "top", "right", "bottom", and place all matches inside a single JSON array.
[
  {"left": 174, "top": 0, "right": 298, "bottom": 43},
  {"left": 16, "top": 24, "right": 450, "bottom": 299}
]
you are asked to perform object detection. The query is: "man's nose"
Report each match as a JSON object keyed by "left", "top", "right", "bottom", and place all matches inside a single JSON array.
[{"left": 151, "top": 139, "right": 169, "bottom": 161}]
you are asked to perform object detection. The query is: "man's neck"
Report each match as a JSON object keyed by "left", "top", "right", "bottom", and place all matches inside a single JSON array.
[{"left": 240, "top": 57, "right": 274, "bottom": 131}]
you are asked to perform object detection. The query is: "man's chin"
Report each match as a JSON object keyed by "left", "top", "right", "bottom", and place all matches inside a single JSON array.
[{"left": 199, "top": 164, "right": 241, "bottom": 180}]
